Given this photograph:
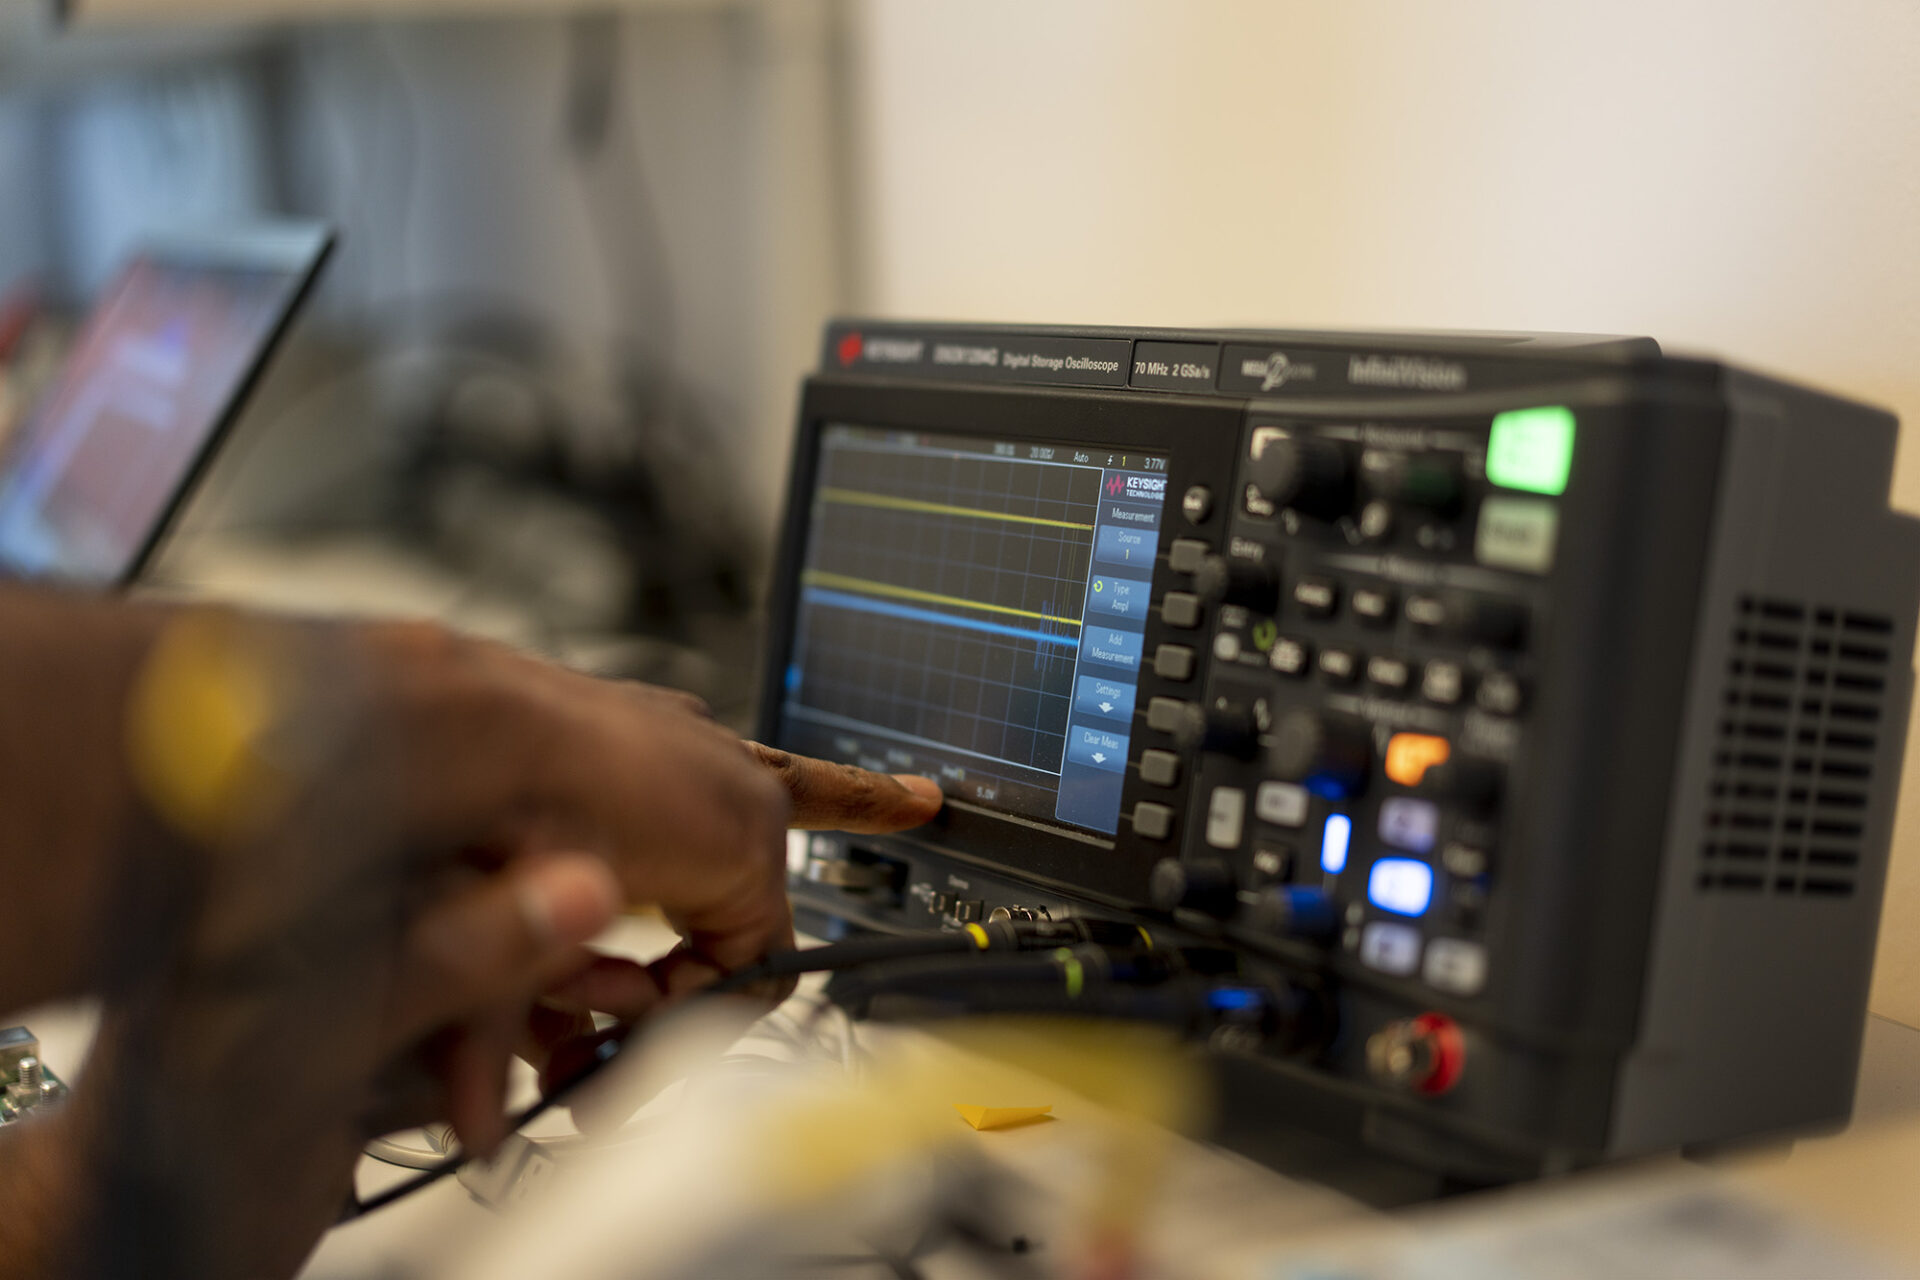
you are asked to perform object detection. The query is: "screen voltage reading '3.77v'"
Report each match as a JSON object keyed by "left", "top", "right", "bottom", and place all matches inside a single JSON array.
[{"left": 779, "top": 425, "right": 1169, "bottom": 836}]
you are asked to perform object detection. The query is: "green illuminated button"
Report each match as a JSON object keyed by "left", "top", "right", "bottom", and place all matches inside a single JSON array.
[{"left": 1487, "top": 406, "right": 1576, "bottom": 496}]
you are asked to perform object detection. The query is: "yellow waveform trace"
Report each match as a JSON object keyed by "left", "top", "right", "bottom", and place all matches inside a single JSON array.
[
  {"left": 819, "top": 487, "right": 1095, "bottom": 532},
  {"left": 803, "top": 570, "right": 1084, "bottom": 629}
]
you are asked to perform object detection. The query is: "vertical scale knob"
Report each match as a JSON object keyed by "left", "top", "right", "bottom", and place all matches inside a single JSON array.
[
  {"left": 1249, "top": 436, "right": 1353, "bottom": 521},
  {"left": 1268, "top": 708, "right": 1374, "bottom": 800}
]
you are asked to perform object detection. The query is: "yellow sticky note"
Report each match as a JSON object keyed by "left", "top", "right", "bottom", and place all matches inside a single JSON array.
[{"left": 953, "top": 1103, "right": 1053, "bottom": 1131}]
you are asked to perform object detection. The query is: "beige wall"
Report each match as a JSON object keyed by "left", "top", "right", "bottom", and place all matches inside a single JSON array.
[{"left": 847, "top": 0, "right": 1920, "bottom": 1026}]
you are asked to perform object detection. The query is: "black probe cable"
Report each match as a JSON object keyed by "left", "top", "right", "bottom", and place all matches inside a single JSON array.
[{"left": 346, "top": 921, "right": 1145, "bottom": 1219}]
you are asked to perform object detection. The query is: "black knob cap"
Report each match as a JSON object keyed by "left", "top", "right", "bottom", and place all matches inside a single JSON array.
[
  {"left": 1360, "top": 449, "right": 1464, "bottom": 516},
  {"left": 1249, "top": 436, "right": 1352, "bottom": 521},
  {"left": 1189, "top": 699, "right": 1261, "bottom": 759},
  {"left": 1268, "top": 708, "right": 1373, "bottom": 800},
  {"left": 1151, "top": 857, "right": 1240, "bottom": 918},
  {"left": 1448, "top": 592, "right": 1529, "bottom": 649},
  {"left": 1246, "top": 885, "right": 1339, "bottom": 942},
  {"left": 1422, "top": 755, "right": 1504, "bottom": 813},
  {"left": 1193, "top": 553, "right": 1280, "bottom": 614}
]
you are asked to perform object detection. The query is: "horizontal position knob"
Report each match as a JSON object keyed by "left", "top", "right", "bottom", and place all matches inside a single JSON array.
[
  {"left": 1268, "top": 708, "right": 1373, "bottom": 800},
  {"left": 1249, "top": 435, "right": 1353, "bottom": 522},
  {"left": 1150, "top": 857, "right": 1240, "bottom": 919},
  {"left": 1193, "top": 554, "right": 1281, "bottom": 614}
]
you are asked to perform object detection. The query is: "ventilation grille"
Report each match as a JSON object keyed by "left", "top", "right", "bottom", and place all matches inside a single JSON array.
[{"left": 1698, "top": 596, "right": 1894, "bottom": 897}]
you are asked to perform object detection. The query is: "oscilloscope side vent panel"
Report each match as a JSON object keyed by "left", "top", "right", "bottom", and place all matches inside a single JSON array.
[
  {"left": 1699, "top": 596, "right": 1892, "bottom": 898},
  {"left": 1609, "top": 366, "right": 1920, "bottom": 1158}
]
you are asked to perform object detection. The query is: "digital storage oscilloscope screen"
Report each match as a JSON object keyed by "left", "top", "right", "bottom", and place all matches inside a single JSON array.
[{"left": 780, "top": 424, "right": 1170, "bottom": 836}]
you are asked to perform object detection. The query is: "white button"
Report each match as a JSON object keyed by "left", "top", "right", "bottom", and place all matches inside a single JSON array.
[
  {"left": 1206, "top": 787, "right": 1247, "bottom": 849},
  {"left": 786, "top": 831, "right": 811, "bottom": 876},
  {"left": 1378, "top": 797, "right": 1440, "bottom": 854},
  {"left": 1359, "top": 922, "right": 1422, "bottom": 976},
  {"left": 1255, "top": 781, "right": 1310, "bottom": 828},
  {"left": 1476, "top": 497, "right": 1559, "bottom": 574},
  {"left": 1214, "top": 632, "right": 1243, "bottom": 662},
  {"left": 1423, "top": 938, "right": 1488, "bottom": 996}
]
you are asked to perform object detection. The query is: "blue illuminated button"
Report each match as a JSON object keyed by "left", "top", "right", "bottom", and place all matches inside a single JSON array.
[
  {"left": 1359, "top": 922, "right": 1422, "bottom": 976},
  {"left": 1378, "top": 797, "right": 1440, "bottom": 854},
  {"left": 1086, "top": 575, "right": 1155, "bottom": 620},
  {"left": 1094, "top": 524, "right": 1157, "bottom": 570},
  {"left": 1368, "top": 858, "right": 1435, "bottom": 918},
  {"left": 1067, "top": 725, "right": 1129, "bottom": 773},
  {"left": 1073, "top": 675, "right": 1136, "bottom": 722},
  {"left": 1320, "top": 812, "right": 1353, "bottom": 874},
  {"left": 1082, "top": 626, "right": 1145, "bottom": 672}
]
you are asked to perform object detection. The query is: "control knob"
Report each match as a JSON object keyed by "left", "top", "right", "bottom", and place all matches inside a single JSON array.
[
  {"left": 1178, "top": 698, "right": 1262, "bottom": 759},
  {"left": 1420, "top": 755, "right": 1504, "bottom": 814},
  {"left": 1249, "top": 435, "right": 1352, "bottom": 521},
  {"left": 1150, "top": 857, "right": 1239, "bottom": 919},
  {"left": 1194, "top": 554, "right": 1280, "bottom": 614},
  {"left": 1246, "top": 885, "right": 1339, "bottom": 942},
  {"left": 1268, "top": 708, "right": 1373, "bottom": 800}
]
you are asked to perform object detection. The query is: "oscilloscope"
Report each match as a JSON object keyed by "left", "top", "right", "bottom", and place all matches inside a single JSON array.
[{"left": 760, "top": 321, "right": 1920, "bottom": 1182}]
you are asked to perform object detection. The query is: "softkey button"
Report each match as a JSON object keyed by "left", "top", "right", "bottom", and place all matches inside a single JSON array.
[
  {"left": 1133, "top": 802, "right": 1176, "bottom": 842},
  {"left": 1205, "top": 787, "right": 1247, "bottom": 850},
  {"left": 1255, "top": 780, "right": 1310, "bottom": 828},
  {"left": 1162, "top": 591, "right": 1203, "bottom": 630},
  {"left": 1405, "top": 593, "right": 1448, "bottom": 631},
  {"left": 1182, "top": 485, "right": 1214, "bottom": 525},
  {"left": 1360, "top": 922, "right": 1422, "bottom": 977},
  {"left": 1378, "top": 797, "right": 1440, "bottom": 855},
  {"left": 1423, "top": 938, "right": 1488, "bottom": 996},
  {"left": 1147, "top": 697, "right": 1200, "bottom": 738},
  {"left": 1366, "top": 655, "right": 1411, "bottom": 692},
  {"left": 1476, "top": 671, "right": 1527, "bottom": 716},
  {"left": 1293, "top": 576, "right": 1339, "bottom": 618},
  {"left": 1317, "top": 647, "right": 1359, "bottom": 684},
  {"left": 1153, "top": 644, "right": 1197, "bottom": 682},
  {"left": 1139, "top": 749, "right": 1182, "bottom": 788},
  {"left": 1441, "top": 841, "right": 1492, "bottom": 879},
  {"left": 1270, "top": 636, "right": 1311, "bottom": 677},
  {"left": 1421, "top": 660, "right": 1465, "bottom": 706},
  {"left": 1352, "top": 586, "right": 1397, "bottom": 626},
  {"left": 1169, "top": 537, "right": 1211, "bottom": 576}
]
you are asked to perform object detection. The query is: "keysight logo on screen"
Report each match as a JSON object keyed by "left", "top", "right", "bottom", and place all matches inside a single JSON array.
[{"left": 1107, "top": 473, "right": 1168, "bottom": 500}]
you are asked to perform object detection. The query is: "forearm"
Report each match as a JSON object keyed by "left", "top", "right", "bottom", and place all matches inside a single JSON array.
[
  {"left": 0, "top": 1107, "right": 85, "bottom": 1277},
  {"left": 0, "top": 586, "right": 176, "bottom": 1008}
]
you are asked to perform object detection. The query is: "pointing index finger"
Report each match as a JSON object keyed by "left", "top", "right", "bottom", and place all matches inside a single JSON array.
[{"left": 747, "top": 742, "right": 944, "bottom": 834}]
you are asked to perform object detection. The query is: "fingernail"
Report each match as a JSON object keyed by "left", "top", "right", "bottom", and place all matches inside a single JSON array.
[
  {"left": 894, "top": 774, "right": 944, "bottom": 805},
  {"left": 520, "top": 857, "right": 622, "bottom": 948}
]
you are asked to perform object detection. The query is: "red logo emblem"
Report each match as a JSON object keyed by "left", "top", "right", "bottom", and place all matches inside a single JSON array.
[{"left": 836, "top": 332, "right": 863, "bottom": 367}]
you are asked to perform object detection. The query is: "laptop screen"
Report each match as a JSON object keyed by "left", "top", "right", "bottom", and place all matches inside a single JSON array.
[{"left": 0, "top": 227, "right": 329, "bottom": 586}]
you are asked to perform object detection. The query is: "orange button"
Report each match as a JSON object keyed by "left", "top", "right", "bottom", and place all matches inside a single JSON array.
[{"left": 1385, "top": 733, "right": 1451, "bottom": 788}]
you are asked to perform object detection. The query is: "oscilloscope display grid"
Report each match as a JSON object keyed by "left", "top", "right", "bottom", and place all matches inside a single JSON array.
[{"left": 789, "top": 431, "right": 1105, "bottom": 783}]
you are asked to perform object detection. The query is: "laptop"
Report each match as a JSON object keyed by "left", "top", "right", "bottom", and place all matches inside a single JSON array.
[{"left": 0, "top": 223, "right": 333, "bottom": 587}]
